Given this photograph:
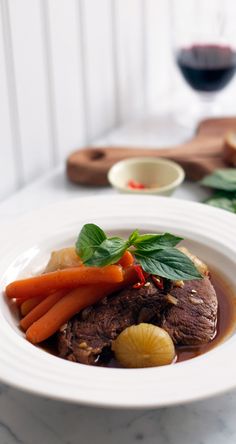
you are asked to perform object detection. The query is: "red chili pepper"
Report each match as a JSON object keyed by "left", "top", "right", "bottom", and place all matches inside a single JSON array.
[
  {"left": 133, "top": 265, "right": 147, "bottom": 289},
  {"left": 128, "top": 179, "right": 146, "bottom": 190},
  {"left": 152, "top": 275, "right": 164, "bottom": 290},
  {"left": 133, "top": 282, "right": 144, "bottom": 289}
]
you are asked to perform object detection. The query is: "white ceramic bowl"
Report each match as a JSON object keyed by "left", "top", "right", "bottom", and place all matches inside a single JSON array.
[
  {"left": 0, "top": 195, "right": 236, "bottom": 408},
  {"left": 108, "top": 157, "right": 185, "bottom": 196}
]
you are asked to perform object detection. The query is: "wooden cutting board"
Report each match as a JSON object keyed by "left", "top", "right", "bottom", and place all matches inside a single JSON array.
[{"left": 67, "top": 117, "right": 236, "bottom": 186}]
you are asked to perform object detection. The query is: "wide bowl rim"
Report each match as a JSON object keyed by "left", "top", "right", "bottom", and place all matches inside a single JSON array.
[{"left": 0, "top": 195, "right": 235, "bottom": 409}]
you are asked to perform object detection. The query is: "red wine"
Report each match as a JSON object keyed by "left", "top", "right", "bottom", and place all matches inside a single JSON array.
[{"left": 177, "top": 44, "right": 236, "bottom": 92}]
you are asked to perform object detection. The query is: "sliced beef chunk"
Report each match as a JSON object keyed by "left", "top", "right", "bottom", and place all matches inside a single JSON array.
[
  {"left": 162, "top": 278, "right": 218, "bottom": 345},
  {"left": 57, "top": 276, "right": 218, "bottom": 365}
]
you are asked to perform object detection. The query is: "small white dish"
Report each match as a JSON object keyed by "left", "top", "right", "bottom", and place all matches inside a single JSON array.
[
  {"left": 0, "top": 195, "right": 236, "bottom": 408},
  {"left": 108, "top": 157, "right": 185, "bottom": 196}
]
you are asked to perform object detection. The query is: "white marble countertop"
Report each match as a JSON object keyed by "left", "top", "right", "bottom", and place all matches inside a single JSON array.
[{"left": 1, "top": 115, "right": 236, "bottom": 444}]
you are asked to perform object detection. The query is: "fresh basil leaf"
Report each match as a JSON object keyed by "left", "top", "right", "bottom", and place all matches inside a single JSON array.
[
  {"left": 203, "top": 189, "right": 236, "bottom": 200},
  {"left": 217, "top": 169, "right": 236, "bottom": 183},
  {"left": 85, "top": 237, "right": 128, "bottom": 266},
  {"left": 205, "top": 196, "right": 236, "bottom": 213},
  {"left": 76, "top": 223, "right": 107, "bottom": 262},
  {"left": 77, "top": 224, "right": 203, "bottom": 282},
  {"left": 134, "top": 248, "right": 202, "bottom": 280},
  {"left": 134, "top": 233, "right": 183, "bottom": 250},
  {"left": 200, "top": 169, "right": 236, "bottom": 191},
  {"left": 128, "top": 229, "right": 139, "bottom": 244},
  {"left": 203, "top": 189, "right": 236, "bottom": 213}
]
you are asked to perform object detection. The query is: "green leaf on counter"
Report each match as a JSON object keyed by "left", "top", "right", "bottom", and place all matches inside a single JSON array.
[
  {"left": 204, "top": 192, "right": 236, "bottom": 213},
  {"left": 200, "top": 169, "right": 236, "bottom": 191}
]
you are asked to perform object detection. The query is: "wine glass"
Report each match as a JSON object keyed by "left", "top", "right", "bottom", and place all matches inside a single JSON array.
[{"left": 171, "top": 0, "right": 236, "bottom": 128}]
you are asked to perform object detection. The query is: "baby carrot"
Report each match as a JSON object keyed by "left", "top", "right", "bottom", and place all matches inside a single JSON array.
[
  {"left": 118, "top": 250, "right": 134, "bottom": 268},
  {"left": 20, "top": 295, "right": 45, "bottom": 316},
  {"left": 20, "top": 290, "right": 67, "bottom": 331},
  {"left": 26, "top": 265, "right": 138, "bottom": 344},
  {"left": 26, "top": 284, "right": 116, "bottom": 344},
  {"left": 6, "top": 265, "right": 123, "bottom": 301}
]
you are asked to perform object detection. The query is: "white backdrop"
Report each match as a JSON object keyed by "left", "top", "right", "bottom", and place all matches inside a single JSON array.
[
  {"left": 1, "top": 0, "right": 236, "bottom": 202},
  {"left": 0, "top": 0, "right": 175, "bottom": 201}
]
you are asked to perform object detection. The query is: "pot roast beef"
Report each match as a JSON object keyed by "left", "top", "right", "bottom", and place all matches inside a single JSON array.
[{"left": 57, "top": 276, "right": 218, "bottom": 365}]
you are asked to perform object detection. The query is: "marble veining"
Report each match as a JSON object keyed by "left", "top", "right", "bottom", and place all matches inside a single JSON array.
[{"left": 1, "top": 382, "right": 236, "bottom": 444}]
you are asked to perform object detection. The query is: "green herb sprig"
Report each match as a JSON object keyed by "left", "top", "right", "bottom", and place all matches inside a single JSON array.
[
  {"left": 75, "top": 224, "right": 202, "bottom": 281},
  {"left": 200, "top": 169, "right": 236, "bottom": 213}
]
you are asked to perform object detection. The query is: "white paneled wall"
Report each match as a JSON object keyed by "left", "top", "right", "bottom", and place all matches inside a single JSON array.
[
  {"left": 46, "top": 0, "right": 87, "bottom": 159},
  {"left": 113, "top": 0, "right": 145, "bottom": 121},
  {"left": 0, "top": 0, "right": 172, "bottom": 201}
]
